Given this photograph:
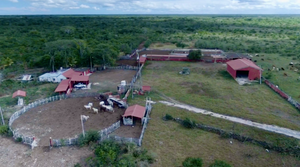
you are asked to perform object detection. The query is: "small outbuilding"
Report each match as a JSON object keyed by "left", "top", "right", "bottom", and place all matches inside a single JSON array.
[
  {"left": 54, "top": 79, "right": 71, "bottom": 94},
  {"left": 227, "top": 58, "right": 261, "bottom": 80},
  {"left": 122, "top": 104, "right": 146, "bottom": 125},
  {"left": 12, "top": 90, "right": 26, "bottom": 106}
]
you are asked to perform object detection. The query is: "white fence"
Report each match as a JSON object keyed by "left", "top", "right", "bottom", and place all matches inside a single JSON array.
[
  {"left": 52, "top": 121, "right": 121, "bottom": 147},
  {"left": 9, "top": 92, "right": 100, "bottom": 146}
]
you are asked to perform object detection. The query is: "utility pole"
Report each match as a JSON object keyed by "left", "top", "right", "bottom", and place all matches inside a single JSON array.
[{"left": 0, "top": 107, "right": 5, "bottom": 125}]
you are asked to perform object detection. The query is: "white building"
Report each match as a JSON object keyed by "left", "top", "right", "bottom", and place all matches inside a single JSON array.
[{"left": 39, "top": 69, "right": 68, "bottom": 83}]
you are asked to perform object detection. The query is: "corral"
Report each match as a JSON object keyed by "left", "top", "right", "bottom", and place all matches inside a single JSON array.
[{"left": 11, "top": 96, "right": 142, "bottom": 146}]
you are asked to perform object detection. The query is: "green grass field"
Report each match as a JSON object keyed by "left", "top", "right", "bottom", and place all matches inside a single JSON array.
[
  {"left": 141, "top": 61, "right": 300, "bottom": 130},
  {"left": 126, "top": 61, "right": 300, "bottom": 166},
  {"left": 129, "top": 97, "right": 300, "bottom": 167}
]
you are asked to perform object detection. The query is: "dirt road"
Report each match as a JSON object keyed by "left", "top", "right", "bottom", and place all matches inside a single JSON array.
[{"left": 160, "top": 101, "right": 300, "bottom": 139}]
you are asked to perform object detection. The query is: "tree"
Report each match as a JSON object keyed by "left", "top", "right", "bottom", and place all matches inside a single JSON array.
[{"left": 188, "top": 50, "right": 202, "bottom": 61}]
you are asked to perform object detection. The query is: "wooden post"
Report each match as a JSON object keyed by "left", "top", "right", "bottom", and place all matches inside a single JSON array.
[
  {"left": 0, "top": 107, "right": 5, "bottom": 125},
  {"left": 49, "top": 137, "right": 52, "bottom": 148},
  {"left": 81, "top": 115, "right": 85, "bottom": 137}
]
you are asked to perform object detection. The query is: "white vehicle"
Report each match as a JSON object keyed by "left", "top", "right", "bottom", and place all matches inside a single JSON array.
[{"left": 74, "top": 83, "right": 86, "bottom": 89}]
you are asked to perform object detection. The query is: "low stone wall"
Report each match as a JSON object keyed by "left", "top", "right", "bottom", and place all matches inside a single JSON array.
[{"left": 167, "top": 117, "right": 300, "bottom": 157}]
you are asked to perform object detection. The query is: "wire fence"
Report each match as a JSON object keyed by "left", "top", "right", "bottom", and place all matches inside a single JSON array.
[
  {"left": 9, "top": 92, "right": 101, "bottom": 146},
  {"left": 264, "top": 79, "right": 300, "bottom": 110}
]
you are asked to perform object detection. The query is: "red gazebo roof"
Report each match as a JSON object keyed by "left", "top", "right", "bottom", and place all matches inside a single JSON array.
[
  {"left": 123, "top": 104, "right": 146, "bottom": 119},
  {"left": 55, "top": 79, "right": 70, "bottom": 92},
  {"left": 12, "top": 90, "right": 26, "bottom": 98}
]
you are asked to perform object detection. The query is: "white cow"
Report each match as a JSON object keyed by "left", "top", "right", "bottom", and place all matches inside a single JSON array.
[{"left": 101, "top": 104, "right": 114, "bottom": 113}]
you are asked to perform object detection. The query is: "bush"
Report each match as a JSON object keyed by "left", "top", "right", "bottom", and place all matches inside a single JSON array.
[
  {"left": 77, "top": 130, "right": 99, "bottom": 146},
  {"left": 209, "top": 160, "right": 232, "bottom": 167},
  {"left": 182, "top": 118, "right": 196, "bottom": 129},
  {"left": 16, "top": 137, "right": 23, "bottom": 143},
  {"left": 182, "top": 157, "right": 203, "bottom": 167},
  {"left": 188, "top": 50, "right": 202, "bottom": 61},
  {"left": 0, "top": 125, "right": 9, "bottom": 135},
  {"left": 164, "top": 114, "right": 173, "bottom": 121}
]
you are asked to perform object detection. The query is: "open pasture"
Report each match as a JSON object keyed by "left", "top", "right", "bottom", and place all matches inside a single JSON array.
[
  {"left": 11, "top": 96, "right": 141, "bottom": 146},
  {"left": 142, "top": 61, "right": 300, "bottom": 131}
]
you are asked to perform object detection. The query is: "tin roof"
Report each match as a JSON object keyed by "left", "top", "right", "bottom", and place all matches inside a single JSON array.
[
  {"left": 12, "top": 90, "right": 26, "bottom": 98},
  {"left": 123, "top": 104, "right": 146, "bottom": 119},
  {"left": 227, "top": 58, "right": 261, "bottom": 70}
]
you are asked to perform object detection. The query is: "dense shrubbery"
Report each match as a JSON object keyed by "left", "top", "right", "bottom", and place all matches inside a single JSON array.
[
  {"left": 81, "top": 141, "right": 154, "bottom": 167},
  {"left": 77, "top": 130, "right": 100, "bottom": 146}
]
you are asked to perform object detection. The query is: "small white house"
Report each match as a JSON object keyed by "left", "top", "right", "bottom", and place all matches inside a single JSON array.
[{"left": 39, "top": 69, "right": 67, "bottom": 83}]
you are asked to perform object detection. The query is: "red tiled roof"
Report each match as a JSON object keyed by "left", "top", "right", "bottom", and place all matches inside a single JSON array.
[
  {"left": 62, "top": 69, "right": 82, "bottom": 78},
  {"left": 123, "top": 104, "right": 146, "bottom": 119},
  {"left": 227, "top": 58, "right": 261, "bottom": 70},
  {"left": 55, "top": 79, "right": 70, "bottom": 92},
  {"left": 12, "top": 90, "right": 26, "bottom": 98},
  {"left": 70, "top": 75, "right": 89, "bottom": 82}
]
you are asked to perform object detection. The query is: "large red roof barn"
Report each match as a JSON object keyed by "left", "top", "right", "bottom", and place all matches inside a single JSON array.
[{"left": 226, "top": 58, "right": 261, "bottom": 80}]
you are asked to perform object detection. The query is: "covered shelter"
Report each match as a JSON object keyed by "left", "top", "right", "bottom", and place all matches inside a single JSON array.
[
  {"left": 12, "top": 90, "right": 26, "bottom": 106},
  {"left": 227, "top": 58, "right": 261, "bottom": 80},
  {"left": 70, "top": 75, "right": 89, "bottom": 87},
  {"left": 54, "top": 79, "right": 71, "bottom": 94},
  {"left": 122, "top": 104, "right": 146, "bottom": 125}
]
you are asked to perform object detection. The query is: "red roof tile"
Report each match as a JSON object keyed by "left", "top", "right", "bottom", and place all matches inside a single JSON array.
[
  {"left": 63, "top": 69, "right": 82, "bottom": 78},
  {"left": 70, "top": 75, "right": 89, "bottom": 82},
  {"left": 123, "top": 104, "right": 146, "bottom": 119},
  {"left": 55, "top": 79, "right": 70, "bottom": 92},
  {"left": 12, "top": 90, "right": 26, "bottom": 98}
]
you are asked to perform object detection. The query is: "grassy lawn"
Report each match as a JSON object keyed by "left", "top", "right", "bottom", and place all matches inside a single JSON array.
[
  {"left": 128, "top": 96, "right": 300, "bottom": 167},
  {"left": 253, "top": 53, "right": 300, "bottom": 100},
  {"left": 140, "top": 61, "right": 300, "bottom": 131}
]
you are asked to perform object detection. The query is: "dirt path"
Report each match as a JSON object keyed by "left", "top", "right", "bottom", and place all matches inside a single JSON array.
[{"left": 160, "top": 101, "right": 300, "bottom": 139}]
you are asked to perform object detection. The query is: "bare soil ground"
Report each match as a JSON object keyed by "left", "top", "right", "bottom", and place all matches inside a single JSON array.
[
  {"left": 84, "top": 70, "right": 136, "bottom": 92},
  {"left": 0, "top": 136, "right": 92, "bottom": 167},
  {"left": 112, "top": 123, "right": 143, "bottom": 138},
  {"left": 11, "top": 97, "right": 141, "bottom": 146}
]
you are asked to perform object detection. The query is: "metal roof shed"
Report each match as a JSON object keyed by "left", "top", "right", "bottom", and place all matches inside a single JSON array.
[{"left": 227, "top": 58, "right": 261, "bottom": 80}]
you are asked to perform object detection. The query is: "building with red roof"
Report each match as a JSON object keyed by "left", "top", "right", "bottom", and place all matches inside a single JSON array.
[
  {"left": 54, "top": 79, "right": 71, "bottom": 94},
  {"left": 12, "top": 90, "right": 26, "bottom": 98},
  {"left": 123, "top": 104, "right": 146, "bottom": 119},
  {"left": 227, "top": 58, "right": 261, "bottom": 80},
  {"left": 62, "top": 68, "right": 83, "bottom": 79}
]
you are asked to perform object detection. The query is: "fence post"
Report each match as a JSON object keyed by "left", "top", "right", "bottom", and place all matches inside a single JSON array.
[{"left": 0, "top": 107, "right": 5, "bottom": 125}]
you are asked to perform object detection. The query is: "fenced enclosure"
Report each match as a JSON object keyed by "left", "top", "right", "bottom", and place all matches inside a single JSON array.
[{"left": 9, "top": 92, "right": 101, "bottom": 146}]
